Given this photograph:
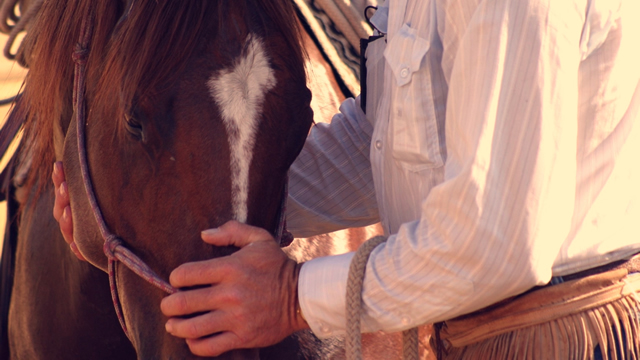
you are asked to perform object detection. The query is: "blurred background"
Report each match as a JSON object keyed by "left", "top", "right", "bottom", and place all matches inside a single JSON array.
[{"left": 0, "top": 31, "right": 27, "bottom": 254}]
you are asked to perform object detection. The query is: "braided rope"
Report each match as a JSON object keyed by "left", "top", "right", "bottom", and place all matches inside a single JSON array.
[
  {"left": 346, "top": 236, "right": 420, "bottom": 360},
  {"left": 346, "top": 235, "right": 386, "bottom": 360},
  {"left": 402, "top": 327, "right": 419, "bottom": 360}
]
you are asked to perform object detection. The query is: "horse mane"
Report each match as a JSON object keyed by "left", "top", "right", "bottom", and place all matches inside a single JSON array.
[{"left": 19, "top": 0, "right": 304, "bottom": 194}]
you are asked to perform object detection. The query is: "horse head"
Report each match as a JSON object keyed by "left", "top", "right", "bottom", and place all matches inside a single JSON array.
[{"left": 21, "top": 0, "right": 313, "bottom": 358}]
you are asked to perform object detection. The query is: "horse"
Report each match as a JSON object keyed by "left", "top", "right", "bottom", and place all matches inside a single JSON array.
[
  {"left": 1, "top": 0, "right": 435, "bottom": 358},
  {"left": 6, "top": 0, "right": 317, "bottom": 358}
]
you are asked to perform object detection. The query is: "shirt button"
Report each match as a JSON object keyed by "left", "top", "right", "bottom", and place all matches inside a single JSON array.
[
  {"left": 375, "top": 140, "right": 382, "bottom": 150},
  {"left": 400, "top": 67, "right": 410, "bottom": 78}
]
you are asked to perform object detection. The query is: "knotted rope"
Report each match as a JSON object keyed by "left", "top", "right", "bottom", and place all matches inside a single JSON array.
[{"left": 346, "top": 236, "right": 420, "bottom": 360}]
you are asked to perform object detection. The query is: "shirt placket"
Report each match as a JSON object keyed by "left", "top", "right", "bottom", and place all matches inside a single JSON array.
[{"left": 371, "top": 0, "right": 414, "bottom": 235}]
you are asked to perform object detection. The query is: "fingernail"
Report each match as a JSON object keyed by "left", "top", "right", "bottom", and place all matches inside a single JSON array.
[
  {"left": 165, "top": 321, "right": 173, "bottom": 333},
  {"left": 60, "top": 182, "right": 67, "bottom": 198},
  {"left": 53, "top": 163, "right": 58, "bottom": 176},
  {"left": 62, "top": 206, "right": 70, "bottom": 221},
  {"left": 201, "top": 228, "right": 220, "bottom": 236}
]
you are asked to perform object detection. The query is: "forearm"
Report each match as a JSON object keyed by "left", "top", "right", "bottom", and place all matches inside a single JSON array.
[{"left": 286, "top": 97, "right": 380, "bottom": 238}]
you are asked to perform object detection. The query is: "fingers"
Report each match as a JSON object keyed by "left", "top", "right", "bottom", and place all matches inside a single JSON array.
[
  {"left": 161, "top": 286, "right": 221, "bottom": 317},
  {"left": 164, "top": 309, "right": 225, "bottom": 340},
  {"left": 61, "top": 207, "right": 85, "bottom": 261},
  {"left": 169, "top": 258, "right": 229, "bottom": 288},
  {"left": 53, "top": 179, "right": 69, "bottom": 222},
  {"left": 163, "top": 303, "right": 246, "bottom": 357},
  {"left": 163, "top": 229, "right": 299, "bottom": 357},
  {"left": 186, "top": 332, "right": 241, "bottom": 358},
  {"left": 162, "top": 289, "right": 244, "bottom": 357},
  {"left": 52, "top": 162, "right": 65, "bottom": 188},
  {"left": 52, "top": 162, "right": 84, "bottom": 261},
  {"left": 201, "top": 220, "right": 273, "bottom": 248},
  {"left": 52, "top": 161, "right": 72, "bottom": 242},
  {"left": 59, "top": 206, "right": 73, "bottom": 244},
  {"left": 70, "top": 241, "right": 87, "bottom": 261}
]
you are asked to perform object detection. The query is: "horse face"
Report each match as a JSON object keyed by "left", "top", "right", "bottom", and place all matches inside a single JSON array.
[{"left": 62, "top": 2, "right": 312, "bottom": 358}]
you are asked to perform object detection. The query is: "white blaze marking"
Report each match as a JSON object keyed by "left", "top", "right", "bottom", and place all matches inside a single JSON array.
[{"left": 208, "top": 35, "right": 276, "bottom": 223}]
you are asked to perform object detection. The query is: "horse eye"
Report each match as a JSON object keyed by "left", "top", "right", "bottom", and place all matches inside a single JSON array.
[{"left": 124, "top": 114, "right": 146, "bottom": 143}]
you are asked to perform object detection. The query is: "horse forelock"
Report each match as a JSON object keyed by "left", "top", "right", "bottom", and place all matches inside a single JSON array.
[{"left": 20, "top": 0, "right": 306, "bottom": 197}]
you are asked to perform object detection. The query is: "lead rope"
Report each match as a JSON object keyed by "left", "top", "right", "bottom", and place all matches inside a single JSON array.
[
  {"left": 72, "top": 2, "right": 177, "bottom": 339},
  {"left": 346, "top": 236, "right": 420, "bottom": 360}
]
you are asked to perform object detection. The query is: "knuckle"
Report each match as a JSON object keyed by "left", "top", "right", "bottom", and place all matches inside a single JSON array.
[
  {"left": 217, "top": 260, "right": 236, "bottom": 279},
  {"left": 224, "top": 220, "right": 240, "bottom": 232},
  {"left": 164, "top": 293, "right": 188, "bottom": 314},
  {"left": 222, "top": 287, "right": 240, "bottom": 304},
  {"left": 176, "top": 293, "right": 190, "bottom": 313},
  {"left": 235, "top": 328, "right": 252, "bottom": 346},
  {"left": 255, "top": 226, "right": 270, "bottom": 238},
  {"left": 195, "top": 264, "right": 213, "bottom": 281},
  {"left": 234, "top": 310, "right": 248, "bottom": 326},
  {"left": 61, "top": 215, "right": 72, "bottom": 229},
  {"left": 187, "top": 321, "right": 201, "bottom": 338}
]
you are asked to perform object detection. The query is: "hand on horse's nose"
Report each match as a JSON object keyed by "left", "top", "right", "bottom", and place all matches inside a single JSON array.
[
  {"left": 161, "top": 221, "right": 309, "bottom": 357},
  {"left": 52, "top": 162, "right": 86, "bottom": 261}
]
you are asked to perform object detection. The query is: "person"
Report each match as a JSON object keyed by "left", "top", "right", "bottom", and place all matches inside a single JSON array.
[{"left": 53, "top": 0, "right": 640, "bottom": 358}]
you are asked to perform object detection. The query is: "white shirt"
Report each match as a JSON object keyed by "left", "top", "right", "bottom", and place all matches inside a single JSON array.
[{"left": 287, "top": 0, "right": 640, "bottom": 338}]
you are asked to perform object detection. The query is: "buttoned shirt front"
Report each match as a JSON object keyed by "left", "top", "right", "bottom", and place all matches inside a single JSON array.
[{"left": 287, "top": 0, "right": 640, "bottom": 337}]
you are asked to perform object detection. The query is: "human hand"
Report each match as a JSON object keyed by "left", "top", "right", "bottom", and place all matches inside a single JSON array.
[
  {"left": 160, "top": 220, "right": 309, "bottom": 357},
  {"left": 52, "top": 161, "right": 85, "bottom": 261}
]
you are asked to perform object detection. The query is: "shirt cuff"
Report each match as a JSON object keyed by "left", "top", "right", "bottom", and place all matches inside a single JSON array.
[{"left": 298, "top": 252, "right": 355, "bottom": 338}]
